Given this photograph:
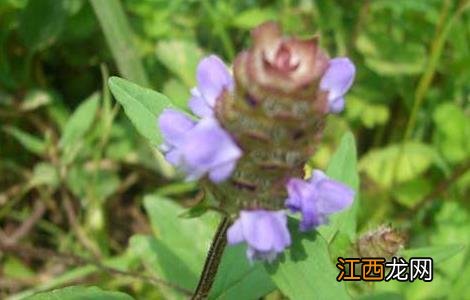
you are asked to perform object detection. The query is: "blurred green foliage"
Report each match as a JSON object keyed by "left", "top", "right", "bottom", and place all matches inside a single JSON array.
[{"left": 0, "top": 0, "right": 469, "bottom": 299}]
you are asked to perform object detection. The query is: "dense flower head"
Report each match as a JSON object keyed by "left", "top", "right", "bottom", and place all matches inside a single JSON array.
[
  {"left": 285, "top": 170, "right": 355, "bottom": 231},
  {"left": 227, "top": 210, "right": 291, "bottom": 262},
  {"left": 157, "top": 21, "right": 358, "bottom": 263},
  {"left": 234, "top": 21, "right": 330, "bottom": 98}
]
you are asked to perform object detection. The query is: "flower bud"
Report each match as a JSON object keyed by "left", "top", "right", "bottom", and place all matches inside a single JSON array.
[
  {"left": 234, "top": 21, "right": 330, "bottom": 100},
  {"left": 355, "top": 226, "right": 406, "bottom": 259}
]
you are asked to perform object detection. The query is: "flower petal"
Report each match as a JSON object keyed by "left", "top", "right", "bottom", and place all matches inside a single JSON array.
[
  {"left": 329, "top": 97, "right": 345, "bottom": 114},
  {"left": 320, "top": 57, "right": 355, "bottom": 112},
  {"left": 227, "top": 218, "right": 245, "bottom": 245},
  {"left": 197, "top": 55, "right": 233, "bottom": 107},
  {"left": 247, "top": 248, "right": 278, "bottom": 263},
  {"left": 188, "top": 88, "right": 214, "bottom": 118},
  {"left": 299, "top": 212, "right": 323, "bottom": 232},
  {"left": 240, "top": 210, "right": 290, "bottom": 252},
  {"left": 285, "top": 169, "right": 355, "bottom": 232},
  {"left": 239, "top": 211, "right": 273, "bottom": 252},
  {"left": 181, "top": 118, "right": 241, "bottom": 172},
  {"left": 164, "top": 148, "right": 182, "bottom": 166},
  {"left": 158, "top": 109, "right": 195, "bottom": 147},
  {"left": 285, "top": 178, "right": 315, "bottom": 212},
  {"left": 269, "top": 211, "right": 291, "bottom": 251},
  {"left": 310, "top": 169, "right": 328, "bottom": 182},
  {"left": 316, "top": 179, "right": 355, "bottom": 214},
  {"left": 209, "top": 161, "right": 237, "bottom": 183}
]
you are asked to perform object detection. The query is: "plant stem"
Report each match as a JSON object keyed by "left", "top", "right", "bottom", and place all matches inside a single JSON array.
[
  {"left": 191, "top": 216, "right": 231, "bottom": 299},
  {"left": 90, "top": 0, "right": 150, "bottom": 87},
  {"left": 404, "top": 0, "right": 453, "bottom": 140},
  {"left": 392, "top": 0, "right": 469, "bottom": 186},
  {"left": 403, "top": 0, "right": 469, "bottom": 140},
  {"left": 409, "top": 160, "right": 470, "bottom": 215}
]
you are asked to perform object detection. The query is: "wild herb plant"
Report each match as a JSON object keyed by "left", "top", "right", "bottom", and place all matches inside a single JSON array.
[{"left": 0, "top": 0, "right": 469, "bottom": 299}]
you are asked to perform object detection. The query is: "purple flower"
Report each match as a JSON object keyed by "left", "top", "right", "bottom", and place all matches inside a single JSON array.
[
  {"left": 188, "top": 55, "right": 234, "bottom": 118},
  {"left": 227, "top": 210, "right": 291, "bottom": 262},
  {"left": 320, "top": 57, "right": 356, "bottom": 113},
  {"left": 159, "top": 109, "right": 241, "bottom": 183},
  {"left": 285, "top": 170, "right": 354, "bottom": 231}
]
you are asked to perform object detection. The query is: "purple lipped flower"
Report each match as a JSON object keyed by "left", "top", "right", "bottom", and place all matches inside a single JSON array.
[
  {"left": 285, "top": 169, "right": 354, "bottom": 232},
  {"left": 320, "top": 57, "right": 356, "bottom": 113},
  {"left": 158, "top": 108, "right": 241, "bottom": 183},
  {"left": 188, "top": 55, "right": 234, "bottom": 118},
  {"left": 227, "top": 210, "right": 291, "bottom": 262}
]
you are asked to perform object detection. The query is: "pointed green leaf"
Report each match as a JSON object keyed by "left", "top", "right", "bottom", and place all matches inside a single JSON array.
[
  {"left": 209, "top": 244, "right": 275, "bottom": 300},
  {"left": 265, "top": 219, "right": 350, "bottom": 300},
  {"left": 108, "top": 77, "right": 178, "bottom": 146},
  {"left": 359, "top": 142, "right": 435, "bottom": 188},
  {"left": 19, "top": 0, "right": 67, "bottom": 51},
  {"left": 400, "top": 244, "right": 465, "bottom": 264},
  {"left": 59, "top": 92, "right": 99, "bottom": 148},
  {"left": 129, "top": 235, "right": 198, "bottom": 296},
  {"left": 130, "top": 196, "right": 219, "bottom": 298},
  {"left": 3, "top": 126, "right": 46, "bottom": 156}
]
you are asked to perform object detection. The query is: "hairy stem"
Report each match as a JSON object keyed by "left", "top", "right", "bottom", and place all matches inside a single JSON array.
[{"left": 192, "top": 216, "right": 231, "bottom": 299}]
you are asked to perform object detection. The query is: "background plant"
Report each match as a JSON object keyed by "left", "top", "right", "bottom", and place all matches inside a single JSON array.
[{"left": 0, "top": 0, "right": 469, "bottom": 299}]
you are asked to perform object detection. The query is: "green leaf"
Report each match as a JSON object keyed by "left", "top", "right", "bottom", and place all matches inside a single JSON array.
[
  {"left": 210, "top": 244, "right": 275, "bottom": 300},
  {"left": 433, "top": 103, "right": 470, "bottom": 163},
  {"left": 19, "top": 0, "right": 67, "bottom": 51},
  {"left": 25, "top": 285, "right": 133, "bottom": 300},
  {"left": 359, "top": 142, "right": 435, "bottom": 188},
  {"left": 400, "top": 244, "right": 465, "bottom": 264},
  {"left": 265, "top": 220, "right": 350, "bottom": 300},
  {"left": 178, "top": 203, "right": 210, "bottom": 219},
  {"left": 232, "top": 8, "right": 277, "bottom": 29},
  {"left": 3, "top": 126, "right": 46, "bottom": 156},
  {"left": 129, "top": 196, "right": 219, "bottom": 297},
  {"left": 9, "top": 254, "right": 137, "bottom": 300},
  {"left": 356, "top": 34, "right": 426, "bottom": 75},
  {"left": 143, "top": 195, "right": 219, "bottom": 270},
  {"left": 108, "top": 76, "right": 177, "bottom": 146},
  {"left": 357, "top": 292, "right": 403, "bottom": 300},
  {"left": 162, "top": 79, "right": 191, "bottom": 110},
  {"left": 450, "top": 261, "right": 470, "bottom": 298},
  {"left": 4, "top": 256, "right": 35, "bottom": 280},
  {"left": 30, "top": 162, "right": 59, "bottom": 189},
  {"left": 129, "top": 235, "right": 198, "bottom": 296},
  {"left": 59, "top": 92, "right": 99, "bottom": 148},
  {"left": 319, "top": 132, "right": 360, "bottom": 242},
  {"left": 392, "top": 178, "right": 431, "bottom": 208},
  {"left": 156, "top": 40, "right": 203, "bottom": 87},
  {"left": 346, "top": 96, "right": 390, "bottom": 128}
]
